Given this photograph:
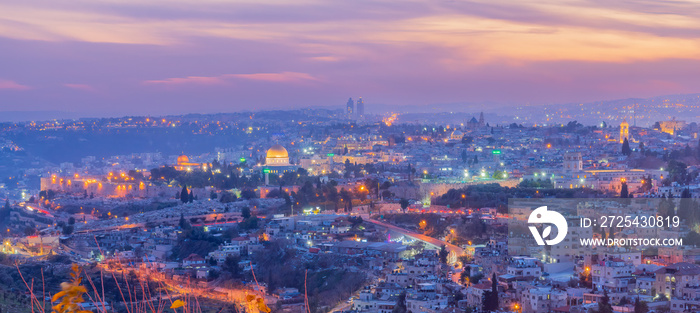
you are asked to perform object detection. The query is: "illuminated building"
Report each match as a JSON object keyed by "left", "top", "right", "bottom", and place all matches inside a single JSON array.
[
  {"left": 299, "top": 154, "right": 332, "bottom": 175},
  {"left": 563, "top": 152, "right": 582, "bottom": 172},
  {"left": 262, "top": 144, "right": 298, "bottom": 185},
  {"left": 619, "top": 119, "right": 629, "bottom": 143},
  {"left": 467, "top": 117, "right": 479, "bottom": 129},
  {"left": 174, "top": 154, "right": 204, "bottom": 171},
  {"left": 346, "top": 97, "right": 354, "bottom": 118},
  {"left": 450, "top": 130, "right": 464, "bottom": 140},
  {"left": 265, "top": 145, "right": 290, "bottom": 166},
  {"left": 659, "top": 118, "right": 686, "bottom": 135},
  {"left": 356, "top": 97, "right": 364, "bottom": 118},
  {"left": 40, "top": 174, "right": 183, "bottom": 198}
]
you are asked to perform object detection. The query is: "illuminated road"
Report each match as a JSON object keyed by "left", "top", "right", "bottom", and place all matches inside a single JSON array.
[
  {"left": 98, "top": 264, "right": 269, "bottom": 313},
  {"left": 365, "top": 218, "right": 464, "bottom": 256}
]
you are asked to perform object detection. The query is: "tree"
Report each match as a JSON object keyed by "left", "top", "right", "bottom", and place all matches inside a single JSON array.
[
  {"left": 596, "top": 289, "right": 613, "bottom": 313},
  {"left": 220, "top": 191, "right": 238, "bottom": 203},
  {"left": 634, "top": 297, "right": 648, "bottom": 313},
  {"left": 461, "top": 150, "right": 468, "bottom": 163},
  {"left": 392, "top": 292, "right": 407, "bottom": 313},
  {"left": 348, "top": 216, "right": 363, "bottom": 228},
  {"left": 640, "top": 175, "right": 653, "bottom": 193},
  {"left": 62, "top": 224, "right": 74, "bottom": 235},
  {"left": 344, "top": 159, "right": 352, "bottom": 178},
  {"left": 241, "top": 189, "right": 257, "bottom": 200},
  {"left": 482, "top": 273, "right": 498, "bottom": 312},
  {"left": 619, "top": 297, "right": 629, "bottom": 306},
  {"left": 241, "top": 207, "right": 251, "bottom": 220},
  {"left": 188, "top": 190, "right": 194, "bottom": 203},
  {"left": 438, "top": 245, "right": 448, "bottom": 264},
  {"left": 621, "top": 138, "right": 631, "bottom": 156},
  {"left": 452, "top": 292, "right": 464, "bottom": 306},
  {"left": 68, "top": 217, "right": 76, "bottom": 225},
  {"left": 666, "top": 159, "right": 689, "bottom": 185},
  {"left": 24, "top": 226, "right": 36, "bottom": 236},
  {"left": 620, "top": 182, "right": 629, "bottom": 198},
  {"left": 180, "top": 186, "right": 189, "bottom": 203},
  {"left": 399, "top": 198, "right": 410, "bottom": 213},
  {"left": 460, "top": 269, "right": 471, "bottom": 284},
  {"left": 179, "top": 213, "right": 191, "bottom": 230},
  {"left": 222, "top": 255, "right": 241, "bottom": 278}
]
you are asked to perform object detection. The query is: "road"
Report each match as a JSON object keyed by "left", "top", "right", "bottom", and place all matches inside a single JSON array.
[
  {"left": 97, "top": 264, "right": 269, "bottom": 313},
  {"left": 365, "top": 218, "right": 464, "bottom": 256}
]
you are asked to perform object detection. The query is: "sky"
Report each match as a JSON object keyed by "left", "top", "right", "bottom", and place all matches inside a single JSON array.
[{"left": 2, "top": 0, "right": 700, "bottom": 117}]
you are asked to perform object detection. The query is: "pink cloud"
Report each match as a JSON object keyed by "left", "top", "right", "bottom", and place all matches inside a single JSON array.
[
  {"left": 224, "top": 72, "right": 319, "bottom": 83},
  {"left": 142, "top": 76, "right": 226, "bottom": 86},
  {"left": 64, "top": 83, "right": 96, "bottom": 92},
  {"left": 0, "top": 79, "right": 30, "bottom": 90},
  {"left": 142, "top": 72, "right": 317, "bottom": 86}
]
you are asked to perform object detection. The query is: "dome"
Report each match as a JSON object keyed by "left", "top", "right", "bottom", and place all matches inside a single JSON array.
[
  {"left": 266, "top": 145, "right": 289, "bottom": 159},
  {"left": 177, "top": 155, "right": 189, "bottom": 163}
]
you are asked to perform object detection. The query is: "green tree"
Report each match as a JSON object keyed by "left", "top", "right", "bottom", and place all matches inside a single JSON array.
[
  {"left": 621, "top": 138, "right": 631, "bottom": 156},
  {"left": 634, "top": 297, "right": 648, "bottom": 313},
  {"left": 180, "top": 186, "right": 189, "bottom": 203},
  {"left": 684, "top": 231, "right": 700, "bottom": 246},
  {"left": 596, "top": 289, "right": 613, "bottom": 313},
  {"left": 460, "top": 268, "right": 471, "bottom": 284},
  {"left": 241, "top": 189, "right": 257, "bottom": 200},
  {"left": 392, "top": 292, "right": 407, "bottom": 313},
  {"left": 179, "top": 213, "right": 191, "bottom": 230},
  {"left": 620, "top": 182, "right": 629, "bottom": 198},
  {"left": 438, "top": 245, "right": 448, "bottom": 264},
  {"left": 241, "top": 207, "right": 251, "bottom": 219},
  {"left": 678, "top": 188, "right": 697, "bottom": 225},
  {"left": 62, "top": 224, "right": 74, "bottom": 235},
  {"left": 399, "top": 198, "right": 410, "bottom": 213},
  {"left": 222, "top": 255, "right": 242, "bottom": 278},
  {"left": 482, "top": 273, "right": 498, "bottom": 312},
  {"left": 666, "top": 159, "right": 688, "bottom": 185}
]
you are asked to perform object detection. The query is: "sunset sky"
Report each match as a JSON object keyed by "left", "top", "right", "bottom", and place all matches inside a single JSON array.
[{"left": 2, "top": 0, "right": 700, "bottom": 116}]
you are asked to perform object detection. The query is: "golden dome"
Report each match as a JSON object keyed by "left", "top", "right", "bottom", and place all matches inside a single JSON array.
[
  {"left": 266, "top": 144, "right": 289, "bottom": 159},
  {"left": 177, "top": 155, "right": 189, "bottom": 164}
]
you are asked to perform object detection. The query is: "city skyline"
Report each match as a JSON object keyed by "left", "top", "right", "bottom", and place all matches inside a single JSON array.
[{"left": 3, "top": 0, "right": 700, "bottom": 116}]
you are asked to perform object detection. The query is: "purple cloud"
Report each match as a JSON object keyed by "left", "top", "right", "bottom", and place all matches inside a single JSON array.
[
  {"left": 0, "top": 79, "right": 30, "bottom": 90},
  {"left": 0, "top": 0, "right": 700, "bottom": 117}
]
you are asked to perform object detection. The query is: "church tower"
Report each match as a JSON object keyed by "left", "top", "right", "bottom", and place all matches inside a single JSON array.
[{"left": 620, "top": 119, "right": 629, "bottom": 143}]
